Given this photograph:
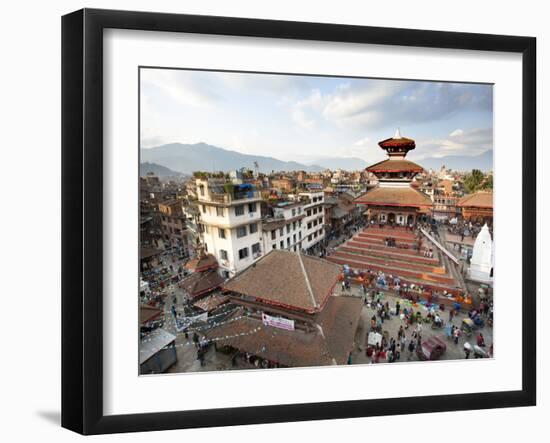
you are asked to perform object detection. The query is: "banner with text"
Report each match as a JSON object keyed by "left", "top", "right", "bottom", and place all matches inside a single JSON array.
[{"left": 261, "top": 313, "right": 295, "bottom": 331}]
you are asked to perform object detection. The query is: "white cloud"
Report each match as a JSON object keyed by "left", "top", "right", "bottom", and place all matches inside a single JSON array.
[
  {"left": 141, "top": 69, "right": 221, "bottom": 107},
  {"left": 287, "top": 81, "right": 492, "bottom": 131},
  {"left": 290, "top": 89, "right": 325, "bottom": 130},
  {"left": 322, "top": 82, "right": 405, "bottom": 128},
  {"left": 449, "top": 128, "right": 464, "bottom": 137},
  {"left": 411, "top": 128, "right": 493, "bottom": 159}
]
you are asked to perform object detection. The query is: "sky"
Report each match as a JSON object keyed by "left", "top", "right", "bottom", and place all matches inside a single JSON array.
[{"left": 140, "top": 68, "right": 493, "bottom": 165}]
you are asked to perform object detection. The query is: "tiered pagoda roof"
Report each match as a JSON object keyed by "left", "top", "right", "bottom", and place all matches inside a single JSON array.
[
  {"left": 366, "top": 158, "right": 424, "bottom": 173},
  {"left": 354, "top": 186, "right": 433, "bottom": 207},
  {"left": 181, "top": 247, "right": 223, "bottom": 298},
  {"left": 185, "top": 252, "right": 218, "bottom": 272},
  {"left": 457, "top": 191, "right": 493, "bottom": 209},
  {"left": 180, "top": 269, "right": 225, "bottom": 298},
  {"left": 354, "top": 129, "right": 430, "bottom": 208},
  {"left": 378, "top": 128, "right": 416, "bottom": 155}
]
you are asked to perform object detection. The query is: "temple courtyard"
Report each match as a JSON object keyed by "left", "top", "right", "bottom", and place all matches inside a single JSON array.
[{"left": 164, "top": 283, "right": 494, "bottom": 373}]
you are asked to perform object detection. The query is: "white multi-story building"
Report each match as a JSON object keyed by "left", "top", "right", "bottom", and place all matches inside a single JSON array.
[
  {"left": 196, "top": 178, "right": 263, "bottom": 278},
  {"left": 299, "top": 191, "right": 326, "bottom": 251},
  {"left": 261, "top": 201, "right": 305, "bottom": 253}
]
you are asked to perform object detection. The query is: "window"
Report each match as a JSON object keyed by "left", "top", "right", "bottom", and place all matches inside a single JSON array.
[
  {"left": 299, "top": 232, "right": 302, "bottom": 240},
  {"left": 238, "top": 247, "right": 249, "bottom": 260},
  {"left": 216, "top": 207, "right": 224, "bottom": 217},
  {"left": 293, "top": 234, "right": 296, "bottom": 243},
  {"left": 307, "top": 222, "right": 312, "bottom": 230},
  {"left": 292, "top": 221, "right": 296, "bottom": 230},
  {"left": 199, "top": 185, "right": 205, "bottom": 196},
  {"left": 280, "top": 240, "right": 284, "bottom": 249},
  {"left": 279, "top": 227, "right": 284, "bottom": 236},
  {"left": 308, "top": 234, "right": 313, "bottom": 241},
  {"left": 306, "top": 209, "right": 312, "bottom": 217},
  {"left": 236, "top": 226, "right": 247, "bottom": 238},
  {"left": 249, "top": 223, "right": 258, "bottom": 234},
  {"left": 235, "top": 205, "right": 244, "bottom": 216},
  {"left": 286, "top": 224, "right": 291, "bottom": 234},
  {"left": 271, "top": 230, "right": 276, "bottom": 240},
  {"left": 287, "top": 238, "right": 290, "bottom": 247},
  {"left": 248, "top": 202, "right": 257, "bottom": 213},
  {"left": 219, "top": 249, "right": 228, "bottom": 260},
  {"left": 218, "top": 228, "right": 226, "bottom": 239},
  {"left": 201, "top": 205, "right": 206, "bottom": 213},
  {"left": 292, "top": 209, "right": 296, "bottom": 216},
  {"left": 252, "top": 243, "right": 261, "bottom": 254},
  {"left": 272, "top": 244, "right": 276, "bottom": 250}
]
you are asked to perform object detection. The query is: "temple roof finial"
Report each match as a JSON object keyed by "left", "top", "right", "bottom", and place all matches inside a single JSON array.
[{"left": 394, "top": 128, "right": 402, "bottom": 139}]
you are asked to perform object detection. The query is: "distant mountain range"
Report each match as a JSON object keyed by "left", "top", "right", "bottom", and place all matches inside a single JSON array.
[
  {"left": 141, "top": 142, "right": 330, "bottom": 174},
  {"left": 140, "top": 162, "right": 183, "bottom": 177},
  {"left": 140, "top": 142, "right": 492, "bottom": 175},
  {"left": 304, "top": 157, "right": 368, "bottom": 171},
  {"left": 412, "top": 150, "right": 493, "bottom": 172}
]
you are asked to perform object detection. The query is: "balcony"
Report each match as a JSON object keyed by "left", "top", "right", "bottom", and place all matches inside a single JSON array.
[
  {"left": 209, "top": 190, "right": 260, "bottom": 204},
  {"left": 197, "top": 182, "right": 260, "bottom": 205}
]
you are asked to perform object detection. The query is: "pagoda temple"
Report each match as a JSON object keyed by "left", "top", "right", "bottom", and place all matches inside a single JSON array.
[
  {"left": 457, "top": 191, "right": 493, "bottom": 225},
  {"left": 180, "top": 246, "right": 224, "bottom": 299},
  {"left": 205, "top": 250, "right": 363, "bottom": 368},
  {"left": 355, "top": 129, "right": 432, "bottom": 226}
]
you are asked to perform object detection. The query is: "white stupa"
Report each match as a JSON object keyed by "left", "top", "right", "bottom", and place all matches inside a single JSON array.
[{"left": 468, "top": 224, "right": 493, "bottom": 284}]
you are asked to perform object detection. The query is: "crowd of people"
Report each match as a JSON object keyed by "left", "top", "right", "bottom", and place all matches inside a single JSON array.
[
  {"left": 340, "top": 267, "right": 462, "bottom": 304},
  {"left": 343, "top": 284, "right": 494, "bottom": 364},
  {"left": 446, "top": 220, "right": 492, "bottom": 241}
]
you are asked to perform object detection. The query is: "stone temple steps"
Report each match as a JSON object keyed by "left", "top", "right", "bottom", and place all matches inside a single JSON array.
[
  {"left": 329, "top": 255, "right": 454, "bottom": 285},
  {"left": 338, "top": 244, "right": 439, "bottom": 266},
  {"left": 331, "top": 250, "right": 445, "bottom": 275},
  {"left": 357, "top": 229, "right": 417, "bottom": 241},
  {"left": 346, "top": 239, "right": 422, "bottom": 257},
  {"left": 328, "top": 226, "right": 461, "bottom": 295},
  {"left": 354, "top": 235, "right": 417, "bottom": 248}
]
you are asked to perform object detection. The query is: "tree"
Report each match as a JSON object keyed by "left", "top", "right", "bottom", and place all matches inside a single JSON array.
[
  {"left": 482, "top": 174, "right": 493, "bottom": 190},
  {"left": 463, "top": 169, "right": 485, "bottom": 193}
]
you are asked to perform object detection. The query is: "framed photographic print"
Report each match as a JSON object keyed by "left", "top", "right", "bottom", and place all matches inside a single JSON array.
[{"left": 61, "top": 8, "right": 536, "bottom": 435}]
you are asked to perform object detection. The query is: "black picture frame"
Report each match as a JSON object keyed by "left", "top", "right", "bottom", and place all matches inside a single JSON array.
[{"left": 62, "top": 8, "right": 537, "bottom": 435}]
